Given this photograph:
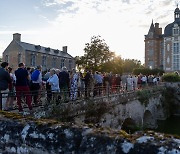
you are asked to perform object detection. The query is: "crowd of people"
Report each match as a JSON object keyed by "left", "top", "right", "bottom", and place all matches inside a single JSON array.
[{"left": 0, "top": 62, "right": 161, "bottom": 113}]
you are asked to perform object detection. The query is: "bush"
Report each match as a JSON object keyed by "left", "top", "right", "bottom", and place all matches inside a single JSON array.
[
  {"left": 133, "top": 68, "right": 164, "bottom": 76},
  {"left": 136, "top": 89, "right": 152, "bottom": 106},
  {"left": 162, "top": 73, "right": 180, "bottom": 82}
]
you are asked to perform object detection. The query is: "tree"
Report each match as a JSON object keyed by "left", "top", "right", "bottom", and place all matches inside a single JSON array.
[
  {"left": 75, "top": 36, "right": 143, "bottom": 74},
  {"left": 83, "top": 36, "right": 115, "bottom": 71},
  {"left": 122, "top": 59, "right": 142, "bottom": 73},
  {"left": 75, "top": 56, "right": 86, "bottom": 71}
]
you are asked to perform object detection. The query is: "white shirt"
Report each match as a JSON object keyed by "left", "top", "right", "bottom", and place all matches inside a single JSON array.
[
  {"left": 133, "top": 76, "right": 138, "bottom": 84},
  {"left": 153, "top": 77, "right": 157, "bottom": 83},
  {"left": 127, "top": 77, "right": 133, "bottom": 85},
  {"left": 47, "top": 74, "right": 60, "bottom": 92},
  {"left": 141, "top": 76, "right": 147, "bottom": 82}
]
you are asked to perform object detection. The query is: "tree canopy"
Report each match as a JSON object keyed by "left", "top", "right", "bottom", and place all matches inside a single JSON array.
[
  {"left": 84, "top": 36, "right": 115, "bottom": 71},
  {"left": 76, "top": 35, "right": 144, "bottom": 74}
]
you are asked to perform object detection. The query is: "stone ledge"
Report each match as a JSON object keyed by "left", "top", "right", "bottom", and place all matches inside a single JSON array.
[{"left": 0, "top": 111, "right": 179, "bottom": 154}]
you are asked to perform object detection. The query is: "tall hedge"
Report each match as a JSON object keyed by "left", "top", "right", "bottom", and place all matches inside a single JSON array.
[{"left": 162, "top": 73, "right": 180, "bottom": 82}]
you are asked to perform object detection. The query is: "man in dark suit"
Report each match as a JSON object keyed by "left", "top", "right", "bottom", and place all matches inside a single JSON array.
[{"left": 0, "top": 62, "right": 11, "bottom": 110}]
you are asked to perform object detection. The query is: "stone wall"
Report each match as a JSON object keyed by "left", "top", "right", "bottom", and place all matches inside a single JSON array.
[
  {"left": 164, "top": 82, "right": 180, "bottom": 115},
  {"left": 45, "top": 88, "right": 167, "bottom": 131}
]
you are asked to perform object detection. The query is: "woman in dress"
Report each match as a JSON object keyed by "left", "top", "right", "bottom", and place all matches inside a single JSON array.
[{"left": 70, "top": 69, "right": 79, "bottom": 101}]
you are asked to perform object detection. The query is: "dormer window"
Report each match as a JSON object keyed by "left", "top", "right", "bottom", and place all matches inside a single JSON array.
[
  {"left": 35, "top": 45, "right": 41, "bottom": 50},
  {"left": 149, "top": 32, "right": 153, "bottom": 38},
  {"left": 173, "top": 27, "right": 179, "bottom": 35},
  {"left": 45, "top": 47, "right": 50, "bottom": 52},
  {"left": 54, "top": 49, "right": 59, "bottom": 54}
]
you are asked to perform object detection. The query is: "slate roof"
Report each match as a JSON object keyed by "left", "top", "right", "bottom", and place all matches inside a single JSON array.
[
  {"left": 164, "top": 7, "right": 180, "bottom": 37},
  {"left": 148, "top": 22, "right": 155, "bottom": 34},
  {"left": 164, "top": 21, "right": 180, "bottom": 37},
  {"left": 16, "top": 41, "right": 73, "bottom": 59}
]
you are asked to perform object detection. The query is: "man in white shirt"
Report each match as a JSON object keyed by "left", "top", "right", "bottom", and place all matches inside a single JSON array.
[
  {"left": 127, "top": 75, "right": 133, "bottom": 91},
  {"left": 141, "top": 75, "right": 147, "bottom": 87},
  {"left": 47, "top": 68, "right": 60, "bottom": 102}
]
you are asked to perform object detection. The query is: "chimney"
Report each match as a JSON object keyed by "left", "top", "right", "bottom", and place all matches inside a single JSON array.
[
  {"left": 155, "top": 23, "right": 159, "bottom": 28},
  {"left": 159, "top": 28, "right": 162, "bottom": 35},
  {"left": 62, "top": 46, "right": 67, "bottom": 53},
  {"left": 155, "top": 23, "right": 159, "bottom": 35},
  {"left": 13, "top": 33, "right": 21, "bottom": 42}
]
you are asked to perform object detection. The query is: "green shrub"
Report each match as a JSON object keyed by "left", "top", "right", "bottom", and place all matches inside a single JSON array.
[
  {"left": 162, "top": 73, "right": 180, "bottom": 82},
  {"left": 133, "top": 68, "right": 164, "bottom": 76},
  {"left": 136, "top": 89, "right": 152, "bottom": 106}
]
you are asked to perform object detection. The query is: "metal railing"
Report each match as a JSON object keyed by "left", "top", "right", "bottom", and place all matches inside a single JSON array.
[{"left": 0, "top": 83, "right": 165, "bottom": 111}]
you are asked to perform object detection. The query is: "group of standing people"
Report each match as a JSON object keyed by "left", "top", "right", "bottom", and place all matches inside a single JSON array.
[
  {"left": 0, "top": 61, "right": 161, "bottom": 113},
  {"left": 0, "top": 62, "right": 65, "bottom": 112}
]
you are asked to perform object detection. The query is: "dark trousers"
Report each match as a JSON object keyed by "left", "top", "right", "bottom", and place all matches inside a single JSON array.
[
  {"left": 31, "top": 83, "right": 40, "bottom": 104},
  {"left": 46, "top": 83, "right": 52, "bottom": 102},
  {"left": 85, "top": 83, "right": 90, "bottom": 97},
  {"left": 16, "top": 86, "right": 32, "bottom": 112},
  {"left": 93, "top": 83, "right": 102, "bottom": 96}
]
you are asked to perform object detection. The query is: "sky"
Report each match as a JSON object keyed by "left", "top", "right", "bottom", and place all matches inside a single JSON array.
[{"left": 0, "top": 0, "right": 179, "bottom": 63}]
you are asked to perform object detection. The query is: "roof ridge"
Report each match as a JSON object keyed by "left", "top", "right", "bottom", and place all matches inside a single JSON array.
[
  {"left": 16, "top": 41, "right": 73, "bottom": 58},
  {"left": 20, "top": 41, "right": 62, "bottom": 51}
]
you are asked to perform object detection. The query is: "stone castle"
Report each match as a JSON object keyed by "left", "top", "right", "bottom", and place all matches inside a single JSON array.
[{"left": 145, "top": 6, "right": 180, "bottom": 72}]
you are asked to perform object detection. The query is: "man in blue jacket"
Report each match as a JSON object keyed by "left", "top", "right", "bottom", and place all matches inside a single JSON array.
[{"left": 0, "top": 62, "right": 11, "bottom": 110}]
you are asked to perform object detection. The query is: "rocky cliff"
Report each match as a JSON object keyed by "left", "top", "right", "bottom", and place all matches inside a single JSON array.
[{"left": 0, "top": 111, "right": 179, "bottom": 154}]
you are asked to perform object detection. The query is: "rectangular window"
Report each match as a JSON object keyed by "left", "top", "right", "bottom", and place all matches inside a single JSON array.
[
  {"left": 30, "top": 54, "right": 36, "bottom": 66},
  {"left": 5, "top": 55, "right": 9, "bottom": 63},
  {"left": 148, "top": 49, "right": 154, "bottom": 56},
  {"left": 18, "top": 54, "right": 21, "bottom": 64},
  {"left": 42, "top": 55, "right": 47, "bottom": 67},
  {"left": 173, "top": 43, "right": 179, "bottom": 54},
  {"left": 148, "top": 61, "right": 154, "bottom": 69},
  {"left": 148, "top": 41, "right": 154, "bottom": 47},
  {"left": 60, "top": 59, "right": 65, "bottom": 69},
  {"left": 52, "top": 57, "right": 56, "bottom": 68},
  {"left": 69, "top": 60, "right": 72, "bottom": 70},
  {"left": 173, "top": 55, "right": 179, "bottom": 70}
]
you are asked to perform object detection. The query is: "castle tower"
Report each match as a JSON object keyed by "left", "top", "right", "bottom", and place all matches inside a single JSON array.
[{"left": 144, "top": 20, "right": 163, "bottom": 69}]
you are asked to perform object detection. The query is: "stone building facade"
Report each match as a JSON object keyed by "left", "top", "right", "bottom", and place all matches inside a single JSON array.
[
  {"left": 145, "top": 7, "right": 180, "bottom": 72},
  {"left": 3, "top": 33, "right": 75, "bottom": 71},
  {"left": 145, "top": 21, "right": 163, "bottom": 69}
]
